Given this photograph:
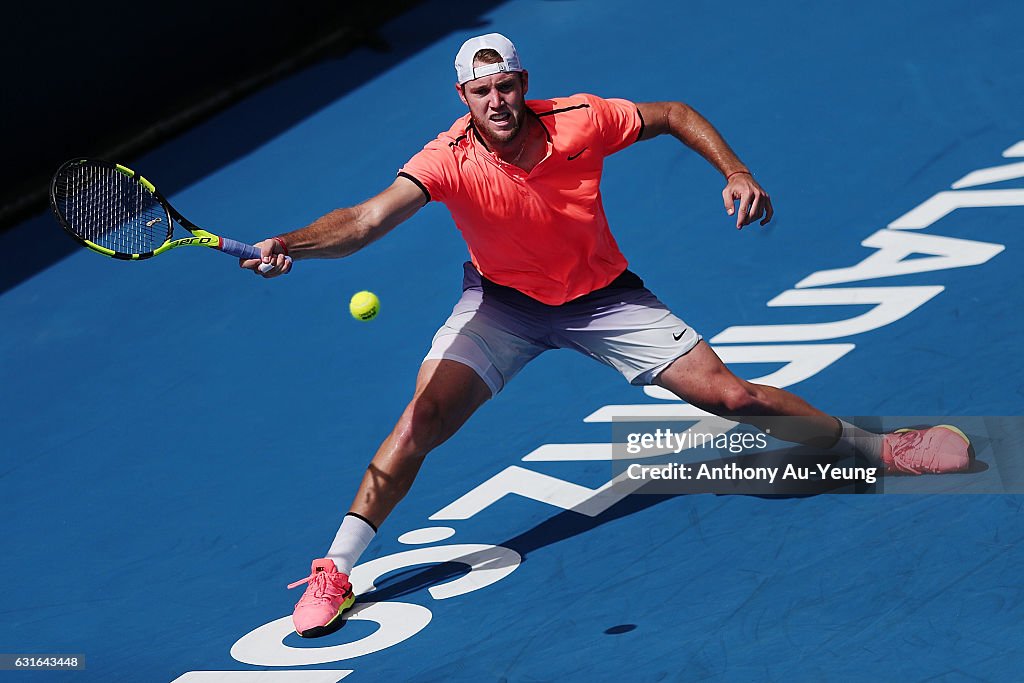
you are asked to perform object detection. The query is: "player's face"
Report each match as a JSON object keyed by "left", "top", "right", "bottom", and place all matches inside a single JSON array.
[{"left": 457, "top": 70, "right": 530, "bottom": 146}]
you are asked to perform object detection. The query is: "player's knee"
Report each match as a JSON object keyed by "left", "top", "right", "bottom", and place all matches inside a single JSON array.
[
  {"left": 395, "top": 395, "right": 446, "bottom": 454},
  {"left": 717, "top": 382, "right": 766, "bottom": 415}
]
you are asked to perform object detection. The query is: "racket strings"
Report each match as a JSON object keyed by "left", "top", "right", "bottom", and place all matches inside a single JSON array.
[{"left": 55, "top": 163, "right": 171, "bottom": 255}]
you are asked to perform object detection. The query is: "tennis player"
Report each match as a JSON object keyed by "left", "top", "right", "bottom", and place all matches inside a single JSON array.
[{"left": 241, "top": 33, "right": 972, "bottom": 637}]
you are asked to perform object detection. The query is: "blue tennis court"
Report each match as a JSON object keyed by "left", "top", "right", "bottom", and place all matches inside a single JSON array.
[{"left": 2, "top": 1, "right": 1023, "bottom": 680}]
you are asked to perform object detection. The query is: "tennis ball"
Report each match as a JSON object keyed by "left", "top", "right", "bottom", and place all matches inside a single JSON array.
[{"left": 349, "top": 290, "right": 380, "bottom": 321}]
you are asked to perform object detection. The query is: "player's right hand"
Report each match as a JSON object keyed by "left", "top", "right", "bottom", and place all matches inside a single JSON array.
[{"left": 240, "top": 238, "right": 292, "bottom": 278}]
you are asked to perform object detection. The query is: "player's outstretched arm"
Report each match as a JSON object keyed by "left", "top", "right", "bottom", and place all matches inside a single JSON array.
[
  {"left": 240, "top": 176, "right": 427, "bottom": 277},
  {"left": 637, "top": 101, "right": 773, "bottom": 229}
]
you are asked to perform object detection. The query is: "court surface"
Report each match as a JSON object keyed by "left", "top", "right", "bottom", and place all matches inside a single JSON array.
[{"left": 2, "top": 1, "right": 1023, "bottom": 680}]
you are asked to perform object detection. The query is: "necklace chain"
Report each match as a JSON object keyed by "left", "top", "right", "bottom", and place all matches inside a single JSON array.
[
  {"left": 509, "top": 134, "right": 528, "bottom": 164},
  {"left": 498, "top": 122, "right": 531, "bottom": 166}
]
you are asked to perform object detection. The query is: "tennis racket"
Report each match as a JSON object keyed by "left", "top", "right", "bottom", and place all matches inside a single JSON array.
[{"left": 50, "top": 158, "right": 289, "bottom": 273}]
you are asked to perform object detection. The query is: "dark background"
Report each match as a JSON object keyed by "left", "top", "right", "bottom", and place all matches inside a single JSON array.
[{"left": 1, "top": 1, "right": 432, "bottom": 232}]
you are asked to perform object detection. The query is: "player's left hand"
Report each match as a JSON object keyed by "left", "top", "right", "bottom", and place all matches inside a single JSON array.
[{"left": 723, "top": 171, "right": 773, "bottom": 229}]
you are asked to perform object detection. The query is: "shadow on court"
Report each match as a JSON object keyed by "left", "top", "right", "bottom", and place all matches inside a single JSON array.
[{"left": 344, "top": 433, "right": 996, "bottom": 607}]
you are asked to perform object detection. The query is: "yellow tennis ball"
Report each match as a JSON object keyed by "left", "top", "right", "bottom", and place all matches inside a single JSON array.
[{"left": 349, "top": 290, "right": 380, "bottom": 321}]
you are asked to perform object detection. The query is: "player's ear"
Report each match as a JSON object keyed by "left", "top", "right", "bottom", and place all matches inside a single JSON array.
[
  {"left": 520, "top": 71, "right": 529, "bottom": 95},
  {"left": 456, "top": 82, "right": 469, "bottom": 106}
]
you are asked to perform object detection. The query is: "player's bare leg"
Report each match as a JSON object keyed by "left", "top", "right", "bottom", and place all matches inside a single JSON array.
[
  {"left": 289, "top": 358, "right": 490, "bottom": 637},
  {"left": 654, "top": 340, "right": 841, "bottom": 447},
  {"left": 350, "top": 358, "right": 492, "bottom": 526},
  {"left": 654, "top": 340, "right": 970, "bottom": 473}
]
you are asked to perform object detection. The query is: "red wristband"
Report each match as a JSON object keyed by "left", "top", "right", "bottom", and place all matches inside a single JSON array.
[
  {"left": 271, "top": 236, "right": 289, "bottom": 255},
  {"left": 726, "top": 170, "right": 752, "bottom": 181}
]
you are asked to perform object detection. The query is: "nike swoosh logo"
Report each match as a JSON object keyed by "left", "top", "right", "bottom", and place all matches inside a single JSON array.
[
  {"left": 673, "top": 329, "right": 687, "bottom": 341},
  {"left": 567, "top": 147, "right": 588, "bottom": 161}
]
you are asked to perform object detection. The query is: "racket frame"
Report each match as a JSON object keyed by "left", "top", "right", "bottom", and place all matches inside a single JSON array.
[{"left": 50, "top": 158, "right": 247, "bottom": 261}]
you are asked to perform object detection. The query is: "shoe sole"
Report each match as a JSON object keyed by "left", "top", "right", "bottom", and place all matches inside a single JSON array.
[
  {"left": 296, "top": 593, "right": 356, "bottom": 639},
  {"left": 894, "top": 424, "right": 971, "bottom": 447}
]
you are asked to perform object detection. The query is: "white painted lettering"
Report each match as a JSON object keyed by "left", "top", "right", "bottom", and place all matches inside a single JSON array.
[
  {"left": 429, "top": 466, "right": 644, "bottom": 519},
  {"left": 710, "top": 286, "right": 944, "bottom": 343},
  {"left": 889, "top": 189, "right": 1024, "bottom": 230},
  {"left": 797, "top": 230, "right": 1004, "bottom": 288}
]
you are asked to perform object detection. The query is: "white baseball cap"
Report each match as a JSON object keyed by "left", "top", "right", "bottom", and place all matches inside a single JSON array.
[{"left": 454, "top": 33, "right": 523, "bottom": 84}]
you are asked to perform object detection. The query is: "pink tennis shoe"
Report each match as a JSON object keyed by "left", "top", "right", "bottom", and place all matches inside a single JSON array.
[
  {"left": 287, "top": 558, "right": 355, "bottom": 638},
  {"left": 882, "top": 425, "right": 972, "bottom": 475}
]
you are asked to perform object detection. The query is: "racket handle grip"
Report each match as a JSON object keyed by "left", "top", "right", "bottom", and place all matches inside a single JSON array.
[
  {"left": 220, "top": 237, "right": 293, "bottom": 273},
  {"left": 221, "top": 238, "right": 262, "bottom": 260}
]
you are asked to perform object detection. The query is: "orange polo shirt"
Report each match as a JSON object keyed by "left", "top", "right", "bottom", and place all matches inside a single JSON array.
[{"left": 398, "top": 93, "right": 644, "bottom": 305}]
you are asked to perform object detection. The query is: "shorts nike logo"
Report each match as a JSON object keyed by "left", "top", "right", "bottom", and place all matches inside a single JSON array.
[
  {"left": 673, "top": 329, "right": 687, "bottom": 341},
  {"left": 567, "top": 147, "right": 588, "bottom": 161}
]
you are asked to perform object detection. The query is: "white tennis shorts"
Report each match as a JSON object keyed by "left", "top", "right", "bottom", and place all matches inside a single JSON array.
[{"left": 424, "top": 263, "right": 702, "bottom": 396}]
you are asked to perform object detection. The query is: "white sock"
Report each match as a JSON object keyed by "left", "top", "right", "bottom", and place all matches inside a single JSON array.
[
  {"left": 325, "top": 513, "right": 377, "bottom": 575},
  {"left": 833, "top": 419, "right": 883, "bottom": 464}
]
